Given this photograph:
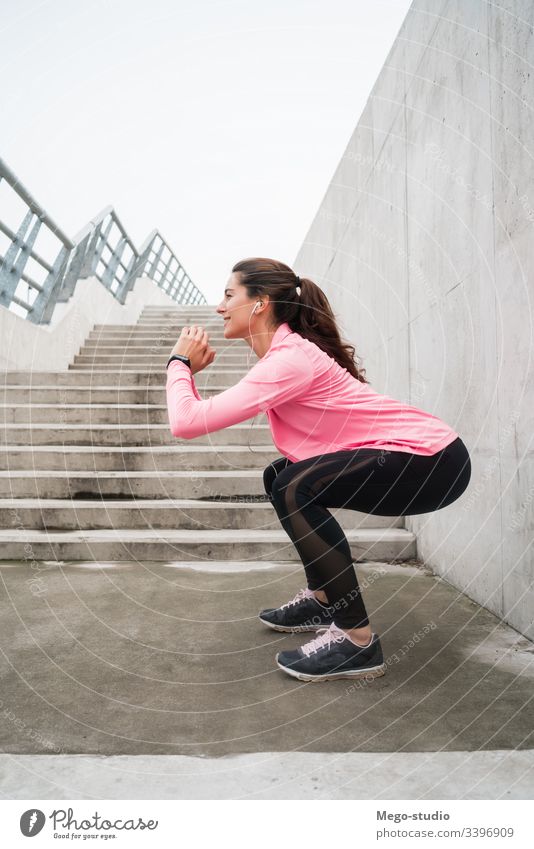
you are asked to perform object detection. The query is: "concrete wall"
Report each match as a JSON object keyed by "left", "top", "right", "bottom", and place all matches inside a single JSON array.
[
  {"left": 293, "top": 0, "right": 534, "bottom": 639},
  {"left": 0, "top": 275, "right": 184, "bottom": 371}
]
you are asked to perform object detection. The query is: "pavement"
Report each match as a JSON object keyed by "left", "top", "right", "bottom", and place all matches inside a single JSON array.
[{"left": 0, "top": 559, "right": 533, "bottom": 798}]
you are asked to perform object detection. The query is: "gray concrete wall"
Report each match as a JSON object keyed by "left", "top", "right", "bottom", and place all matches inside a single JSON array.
[{"left": 293, "top": 0, "right": 534, "bottom": 639}]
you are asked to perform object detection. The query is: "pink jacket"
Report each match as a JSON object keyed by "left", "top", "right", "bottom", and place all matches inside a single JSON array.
[{"left": 166, "top": 321, "right": 459, "bottom": 461}]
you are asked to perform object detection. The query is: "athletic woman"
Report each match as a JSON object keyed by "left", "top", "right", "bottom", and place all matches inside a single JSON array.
[{"left": 166, "top": 258, "right": 471, "bottom": 682}]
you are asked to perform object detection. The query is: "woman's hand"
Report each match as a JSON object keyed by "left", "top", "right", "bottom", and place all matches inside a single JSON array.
[{"left": 169, "top": 325, "right": 216, "bottom": 375}]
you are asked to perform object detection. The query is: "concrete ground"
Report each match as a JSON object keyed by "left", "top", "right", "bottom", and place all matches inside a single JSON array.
[
  {"left": 1, "top": 751, "right": 534, "bottom": 799},
  {"left": 0, "top": 559, "right": 533, "bottom": 798}
]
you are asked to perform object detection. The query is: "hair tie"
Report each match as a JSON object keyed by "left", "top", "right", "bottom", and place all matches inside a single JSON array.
[{"left": 294, "top": 275, "right": 301, "bottom": 296}]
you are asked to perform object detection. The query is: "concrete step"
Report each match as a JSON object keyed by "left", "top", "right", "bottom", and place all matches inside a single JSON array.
[
  {"left": 87, "top": 326, "right": 228, "bottom": 335},
  {"left": 0, "top": 403, "right": 182, "bottom": 424},
  {"left": 86, "top": 334, "right": 228, "bottom": 344},
  {"left": 0, "top": 423, "right": 269, "bottom": 445},
  {"left": 72, "top": 354, "right": 245, "bottom": 364},
  {"left": 139, "top": 311, "right": 218, "bottom": 317},
  {"left": 0, "top": 385, "right": 238, "bottom": 403},
  {"left": 0, "top": 469, "right": 276, "bottom": 498},
  {"left": 73, "top": 352, "right": 253, "bottom": 362},
  {"left": 0, "top": 404, "right": 265, "bottom": 425},
  {"left": 141, "top": 308, "right": 217, "bottom": 314},
  {"left": 81, "top": 341, "right": 236, "bottom": 350},
  {"left": 90, "top": 321, "right": 225, "bottom": 330},
  {"left": 140, "top": 310, "right": 217, "bottom": 315},
  {"left": 0, "top": 497, "right": 401, "bottom": 530},
  {"left": 92, "top": 323, "right": 223, "bottom": 331},
  {"left": 136, "top": 311, "right": 219, "bottom": 316},
  {"left": 0, "top": 444, "right": 276, "bottom": 471},
  {"left": 100, "top": 328, "right": 223, "bottom": 336},
  {"left": 0, "top": 371, "right": 243, "bottom": 387},
  {"left": 68, "top": 363, "right": 247, "bottom": 372},
  {"left": 134, "top": 322, "right": 228, "bottom": 329},
  {"left": 133, "top": 328, "right": 227, "bottom": 335},
  {"left": 137, "top": 316, "right": 219, "bottom": 320},
  {"left": 140, "top": 309, "right": 218, "bottom": 314},
  {"left": 87, "top": 330, "right": 227, "bottom": 339},
  {"left": 0, "top": 526, "right": 415, "bottom": 561}
]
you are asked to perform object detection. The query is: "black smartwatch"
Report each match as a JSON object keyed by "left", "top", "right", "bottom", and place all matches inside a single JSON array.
[{"left": 166, "top": 354, "right": 192, "bottom": 369}]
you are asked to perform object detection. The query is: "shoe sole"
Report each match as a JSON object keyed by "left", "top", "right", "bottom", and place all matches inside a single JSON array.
[
  {"left": 259, "top": 615, "right": 330, "bottom": 633},
  {"left": 275, "top": 657, "right": 387, "bottom": 682}
]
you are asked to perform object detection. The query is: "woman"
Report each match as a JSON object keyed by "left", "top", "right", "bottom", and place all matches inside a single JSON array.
[{"left": 166, "top": 257, "right": 471, "bottom": 683}]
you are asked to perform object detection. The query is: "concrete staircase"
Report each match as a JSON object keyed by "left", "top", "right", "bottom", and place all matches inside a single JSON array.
[{"left": 0, "top": 304, "right": 416, "bottom": 562}]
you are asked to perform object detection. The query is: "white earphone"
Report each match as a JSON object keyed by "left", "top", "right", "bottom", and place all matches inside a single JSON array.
[{"left": 245, "top": 300, "right": 264, "bottom": 452}]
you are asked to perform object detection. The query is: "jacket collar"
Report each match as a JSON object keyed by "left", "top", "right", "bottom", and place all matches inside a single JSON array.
[{"left": 270, "top": 321, "right": 293, "bottom": 347}]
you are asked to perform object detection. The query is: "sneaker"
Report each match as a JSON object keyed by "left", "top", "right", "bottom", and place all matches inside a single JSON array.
[
  {"left": 258, "top": 587, "right": 336, "bottom": 633},
  {"left": 275, "top": 622, "right": 387, "bottom": 682}
]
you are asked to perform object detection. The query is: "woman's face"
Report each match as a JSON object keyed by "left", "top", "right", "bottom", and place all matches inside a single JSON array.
[{"left": 216, "top": 272, "right": 264, "bottom": 339}]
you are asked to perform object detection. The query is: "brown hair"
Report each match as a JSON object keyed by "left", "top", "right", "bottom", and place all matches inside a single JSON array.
[{"left": 231, "top": 257, "right": 369, "bottom": 383}]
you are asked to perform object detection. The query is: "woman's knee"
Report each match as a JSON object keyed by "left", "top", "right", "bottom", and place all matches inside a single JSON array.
[
  {"left": 270, "top": 463, "right": 316, "bottom": 509},
  {"left": 263, "top": 457, "right": 292, "bottom": 498}
]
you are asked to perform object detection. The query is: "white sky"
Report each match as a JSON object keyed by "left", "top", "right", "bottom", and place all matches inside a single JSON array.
[{"left": 2, "top": 0, "right": 412, "bottom": 305}]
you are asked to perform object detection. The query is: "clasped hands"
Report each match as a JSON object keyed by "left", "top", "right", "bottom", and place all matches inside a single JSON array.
[{"left": 169, "top": 325, "right": 216, "bottom": 375}]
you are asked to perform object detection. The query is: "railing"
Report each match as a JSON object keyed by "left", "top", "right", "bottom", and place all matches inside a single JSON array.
[{"left": 0, "top": 157, "right": 206, "bottom": 323}]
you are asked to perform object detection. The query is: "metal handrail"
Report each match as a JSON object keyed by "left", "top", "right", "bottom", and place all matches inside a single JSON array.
[{"left": 0, "top": 157, "right": 206, "bottom": 323}]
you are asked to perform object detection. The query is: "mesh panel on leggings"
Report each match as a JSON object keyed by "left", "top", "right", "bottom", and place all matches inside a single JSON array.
[{"left": 269, "top": 453, "right": 383, "bottom": 629}]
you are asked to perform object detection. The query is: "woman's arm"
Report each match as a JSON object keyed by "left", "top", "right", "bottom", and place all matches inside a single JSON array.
[
  {"left": 190, "top": 373, "right": 202, "bottom": 401},
  {"left": 166, "top": 348, "right": 314, "bottom": 438}
]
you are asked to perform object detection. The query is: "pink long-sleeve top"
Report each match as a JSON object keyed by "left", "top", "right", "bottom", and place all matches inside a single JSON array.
[{"left": 166, "top": 321, "right": 459, "bottom": 461}]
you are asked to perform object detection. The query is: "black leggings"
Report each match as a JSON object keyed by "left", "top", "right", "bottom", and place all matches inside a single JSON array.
[{"left": 263, "top": 436, "right": 471, "bottom": 629}]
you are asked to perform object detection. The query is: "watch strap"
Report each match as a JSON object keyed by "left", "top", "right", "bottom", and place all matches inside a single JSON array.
[{"left": 166, "top": 354, "right": 192, "bottom": 369}]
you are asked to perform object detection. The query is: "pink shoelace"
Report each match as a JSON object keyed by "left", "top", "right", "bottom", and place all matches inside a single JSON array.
[
  {"left": 279, "top": 587, "right": 316, "bottom": 610},
  {"left": 300, "top": 623, "right": 350, "bottom": 657}
]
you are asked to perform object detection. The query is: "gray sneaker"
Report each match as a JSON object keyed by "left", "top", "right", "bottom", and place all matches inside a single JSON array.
[
  {"left": 259, "top": 587, "right": 336, "bottom": 633},
  {"left": 276, "top": 624, "right": 387, "bottom": 682}
]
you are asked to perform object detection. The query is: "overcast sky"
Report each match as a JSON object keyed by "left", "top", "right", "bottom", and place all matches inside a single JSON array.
[{"left": 2, "top": 0, "right": 412, "bottom": 305}]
